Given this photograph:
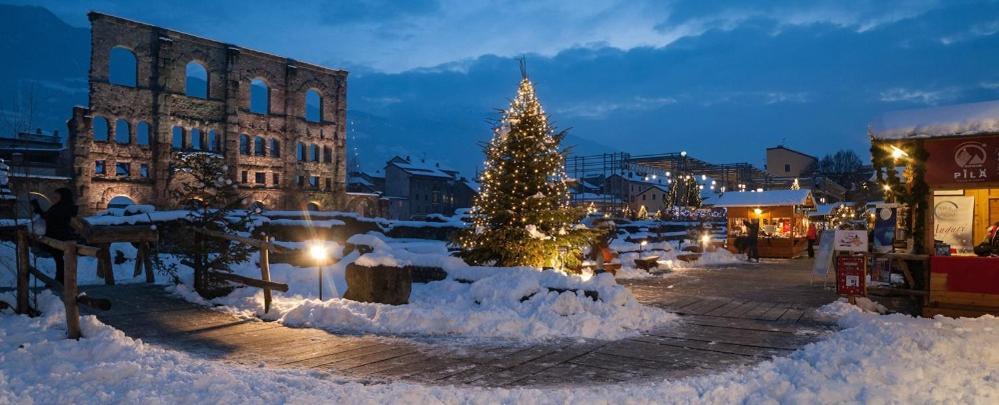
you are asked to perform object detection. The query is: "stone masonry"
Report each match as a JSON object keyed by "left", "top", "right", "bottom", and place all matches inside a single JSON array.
[{"left": 68, "top": 12, "right": 347, "bottom": 214}]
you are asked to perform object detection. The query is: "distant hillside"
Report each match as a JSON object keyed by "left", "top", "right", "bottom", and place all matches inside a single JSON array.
[
  {"left": 0, "top": 5, "right": 616, "bottom": 175},
  {"left": 0, "top": 4, "right": 89, "bottom": 135}
]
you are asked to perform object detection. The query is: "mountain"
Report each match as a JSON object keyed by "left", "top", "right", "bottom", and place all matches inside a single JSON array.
[{"left": 0, "top": 4, "right": 89, "bottom": 136}]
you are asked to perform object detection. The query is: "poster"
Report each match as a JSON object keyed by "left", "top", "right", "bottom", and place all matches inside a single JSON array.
[
  {"left": 933, "top": 195, "right": 974, "bottom": 254},
  {"left": 833, "top": 230, "right": 868, "bottom": 252},
  {"left": 836, "top": 255, "right": 866, "bottom": 296},
  {"left": 872, "top": 206, "right": 897, "bottom": 253}
]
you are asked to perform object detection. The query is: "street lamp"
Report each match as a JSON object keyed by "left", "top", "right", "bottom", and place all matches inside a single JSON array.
[{"left": 308, "top": 241, "right": 328, "bottom": 300}]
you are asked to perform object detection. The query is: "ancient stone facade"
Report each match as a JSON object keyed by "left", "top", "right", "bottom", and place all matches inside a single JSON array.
[{"left": 69, "top": 12, "right": 347, "bottom": 215}]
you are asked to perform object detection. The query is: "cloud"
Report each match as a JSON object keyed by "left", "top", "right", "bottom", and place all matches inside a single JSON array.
[
  {"left": 878, "top": 87, "right": 957, "bottom": 105},
  {"left": 556, "top": 96, "right": 678, "bottom": 119}
]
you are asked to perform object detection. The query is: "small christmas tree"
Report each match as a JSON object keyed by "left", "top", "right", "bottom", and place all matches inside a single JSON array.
[
  {"left": 166, "top": 152, "right": 256, "bottom": 298},
  {"left": 456, "top": 66, "right": 598, "bottom": 269}
]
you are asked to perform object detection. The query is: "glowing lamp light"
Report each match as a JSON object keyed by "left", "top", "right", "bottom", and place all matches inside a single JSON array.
[
  {"left": 680, "top": 151, "right": 687, "bottom": 157},
  {"left": 890, "top": 145, "right": 908, "bottom": 160},
  {"left": 309, "top": 241, "right": 328, "bottom": 262},
  {"left": 883, "top": 184, "right": 891, "bottom": 191},
  {"left": 754, "top": 208, "right": 763, "bottom": 216},
  {"left": 700, "top": 234, "right": 711, "bottom": 245}
]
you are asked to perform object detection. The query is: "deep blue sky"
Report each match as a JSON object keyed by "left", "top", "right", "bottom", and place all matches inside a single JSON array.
[{"left": 5, "top": 0, "right": 999, "bottom": 173}]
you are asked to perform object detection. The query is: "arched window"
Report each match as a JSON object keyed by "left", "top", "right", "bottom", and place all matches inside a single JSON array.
[
  {"left": 109, "top": 47, "right": 137, "bottom": 87},
  {"left": 239, "top": 134, "right": 250, "bottom": 155},
  {"left": 250, "top": 79, "right": 269, "bottom": 114},
  {"left": 310, "top": 144, "right": 320, "bottom": 162},
  {"left": 114, "top": 119, "right": 130, "bottom": 144},
  {"left": 172, "top": 126, "right": 185, "bottom": 150},
  {"left": 297, "top": 142, "right": 306, "bottom": 161},
  {"left": 306, "top": 202, "right": 321, "bottom": 211},
  {"left": 208, "top": 129, "right": 219, "bottom": 152},
  {"left": 323, "top": 146, "right": 332, "bottom": 163},
  {"left": 305, "top": 89, "right": 322, "bottom": 122},
  {"left": 136, "top": 121, "right": 150, "bottom": 146},
  {"left": 185, "top": 62, "right": 208, "bottom": 98},
  {"left": 191, "top": 128, "right": 203, "bottom": 150},
  {"left": 254, "top": 136, "right": 266, "bottom": 156},
  {"left": 107, "top": 195, "right": 136, "bottom": 210},
  {"left": 269, "top": 139, "right": 281, "bottom": 158},
  {"left": 92, "top": 116, "right": 109, "bottom": 142}
]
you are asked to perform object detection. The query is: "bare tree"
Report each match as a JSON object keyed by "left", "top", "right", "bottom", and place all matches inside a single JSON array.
[
  {"left": 0, "top": 83, "right": 38, "bottom": 136},
  {"left": 819, "top": 149, "right": 866, "bottom": 189}
]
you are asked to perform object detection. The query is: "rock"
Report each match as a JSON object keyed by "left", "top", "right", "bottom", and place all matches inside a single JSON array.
[{"left": 343, "top": 263, "right": 412, "bottom": 305}]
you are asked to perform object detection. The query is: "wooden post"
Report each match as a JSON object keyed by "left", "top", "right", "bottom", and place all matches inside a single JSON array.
[
  {"left": 16, "top": 228, "right": 30, "bottom": 314},
  {"left": 98, "top": 243, "right": 115, "bottom": 286},
  {"left": 63, "top": 242, "right": 81, "bottom": 339},
  {"left": 133, "top": 243, "right": 144, "bottom": 278},
  {"left": 143, "top": 242, "right": 155, "bottom": 283},
  {"left": 260, "top": 236, "right": 273, "bottom": 314}
]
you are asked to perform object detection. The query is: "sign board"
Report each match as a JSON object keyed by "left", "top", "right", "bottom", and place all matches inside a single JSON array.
[
  {"left": 933, "top": 195, "right": 975, "bottom": 254},
  {"left": 924, "top": 136, "right": 999, "bottom": 186},
  {"left": 872, "top": 206, "right": 897, "bottom": 253},
  {"left": 833, "top": 230, "right": 868, "bottom": 252},
  {"left": 812, "top": 230, "right": 836, "bottom": 276},
  {"left": 836, "top": 255, "right": 866, "bottom": 296}
]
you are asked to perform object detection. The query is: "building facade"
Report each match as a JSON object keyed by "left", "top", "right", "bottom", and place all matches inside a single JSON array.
[
  {"left": 383, "top": 156, "right": 476, "bottom": 219},
  {"left": 68, "top": 13, "right": 348, "bottom": 214},
  {"left": 765, "top": 146, "right": 817, "bottom": 178}
]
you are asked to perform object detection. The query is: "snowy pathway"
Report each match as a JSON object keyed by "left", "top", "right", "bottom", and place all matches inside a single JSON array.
[{"left": 79, "top": 260, "right": 837, "bottom": 387}]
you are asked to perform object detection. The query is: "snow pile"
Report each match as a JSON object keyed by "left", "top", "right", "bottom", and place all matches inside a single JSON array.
[
  {"left": 0, "top": 241, "right": 168, "bottom": 287},
  {"left": 181, "top": 233, "right": 672, "bottom": 342},
  {"left": 3, "top": 292, "right": 997, "bottom": 403}
]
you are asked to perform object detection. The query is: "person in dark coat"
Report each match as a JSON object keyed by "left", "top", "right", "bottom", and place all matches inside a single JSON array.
[
  {"left": 31, "top": 188, "right": 78, "bottom": 283},
  {"left": 743, "top": 219, "right": 761, "bottom": 263}
]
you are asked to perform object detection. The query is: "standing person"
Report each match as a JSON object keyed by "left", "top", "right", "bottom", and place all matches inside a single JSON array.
[
  {"left": 806, "top": 222, "right": 818, "bottom": 258},
  {"left": 743, "top": 219, "right": 761, "bottom": 263},
  {"left": 31, "top": 188, "right": 79, "bottom": 283}
]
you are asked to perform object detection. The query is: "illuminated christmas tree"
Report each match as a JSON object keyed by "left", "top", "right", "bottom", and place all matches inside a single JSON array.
[{"left": 456, "top": 66, "right": 597, "bottom": 269}]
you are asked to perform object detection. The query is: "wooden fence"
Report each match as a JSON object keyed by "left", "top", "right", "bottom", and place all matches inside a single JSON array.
[
  {"left": 14, "top": 229, "right": 111, "bottom": 339},
  {"left": 190, "top": 228, "right": 289, "bottom": 314}
]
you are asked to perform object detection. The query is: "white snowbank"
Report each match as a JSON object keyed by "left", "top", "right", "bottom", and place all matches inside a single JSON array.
[
  {"left": 176, "top": 233, "right": 673, "bottom": 342},
  {"left": 2, "top": 291, "right": 996, "bottom": 403}
]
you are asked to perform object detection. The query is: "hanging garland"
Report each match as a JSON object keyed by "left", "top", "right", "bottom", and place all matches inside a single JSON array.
[{"left": 870, "top": 139, "right": 930, "bottom": 254}]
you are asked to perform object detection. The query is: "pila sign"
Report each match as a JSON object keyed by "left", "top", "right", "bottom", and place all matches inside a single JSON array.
[{"left": 924, "top": 136, "right": 999, "bottom": 186}]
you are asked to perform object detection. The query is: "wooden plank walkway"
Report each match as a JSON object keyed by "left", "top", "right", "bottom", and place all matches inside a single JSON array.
[{"left": 81, "top": 259, "right": 837, "bottom": 387}]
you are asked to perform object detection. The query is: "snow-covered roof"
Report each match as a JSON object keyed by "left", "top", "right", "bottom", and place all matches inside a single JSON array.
[
  {"left": 811, "top": 202, "right": 845, "bottom": 217},
  {"left": 348, "top": 175, "right": 373, "bottom": 186},
  {"left": 710, "top": 189, "right": 815, "bottom": 208},
  {"left": 870, "top": 99, "right": 999, "bottom": 140},
  {"left": 388, "top": 157, "right": 460, "bottom": 179}
]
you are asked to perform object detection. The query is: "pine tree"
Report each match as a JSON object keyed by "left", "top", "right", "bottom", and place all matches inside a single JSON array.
[
  {"left": 455, "top": 69, "right": 598, "bottom": 269},
  {"left": 166, "top": 152, "right": 256, "bottom": 298}
]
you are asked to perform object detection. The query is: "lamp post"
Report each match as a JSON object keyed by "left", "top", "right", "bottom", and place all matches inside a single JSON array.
[{"left": 308, "top": 241, "right": 328, "bottom": 300}]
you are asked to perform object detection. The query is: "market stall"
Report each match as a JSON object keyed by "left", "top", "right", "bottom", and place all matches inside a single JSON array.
[
  {"left": 869, "top": 99, "right": 999, "bottom": 317},
  {"left": 712, "top": 189, "right": 815, "bottom": 258}
]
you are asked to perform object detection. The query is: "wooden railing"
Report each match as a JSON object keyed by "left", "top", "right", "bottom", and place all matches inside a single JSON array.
[
  {"left": 190, "top": 228, "right": 289, "bottom": 313},
  {"left": 15, "top": 228, "right": 111, "bottom": 339}
]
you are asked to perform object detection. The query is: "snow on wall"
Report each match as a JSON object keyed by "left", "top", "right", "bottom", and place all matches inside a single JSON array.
[{"left": 870, "top": 99, "right": 999, "bottom": 140}]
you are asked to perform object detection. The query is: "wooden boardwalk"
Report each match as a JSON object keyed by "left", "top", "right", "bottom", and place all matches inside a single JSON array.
[{"left": 82, "top": 259, "right": 837, "bottom": 387}]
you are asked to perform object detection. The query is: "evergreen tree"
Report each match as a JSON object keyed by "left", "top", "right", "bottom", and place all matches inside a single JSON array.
[
  {"left": 456, "top": 70, "right": 598, "bottom": 269},
  {"left": 166, "top": 152, "right": 256, "bottom": 298}
]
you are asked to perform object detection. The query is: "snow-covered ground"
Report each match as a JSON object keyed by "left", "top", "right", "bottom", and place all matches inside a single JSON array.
[
  {"left": 2, "top": 291, "right": 995, "bottom": 403},
  {"left": 170, "top": 233, "right": 673, "bottom": 342}
]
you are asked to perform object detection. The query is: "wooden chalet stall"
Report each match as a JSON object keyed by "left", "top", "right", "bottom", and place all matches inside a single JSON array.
[
  {"left": 712, "top": 189, "right": 816, "bottom": 258},
  {"left": 870, "top": 100, "right": 999, "bottom": 317}
]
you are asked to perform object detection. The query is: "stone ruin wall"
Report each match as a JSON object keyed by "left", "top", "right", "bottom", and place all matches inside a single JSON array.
[{"left": 69, "top": 12, "right": 348, "bottom": 215}]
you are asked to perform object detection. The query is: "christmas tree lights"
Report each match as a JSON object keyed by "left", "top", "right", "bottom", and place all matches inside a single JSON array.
[{"left": 455, "top": 68, "right": 597, "bottom": 269}]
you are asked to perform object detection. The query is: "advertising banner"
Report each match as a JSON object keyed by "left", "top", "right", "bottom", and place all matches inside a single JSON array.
[
  {"left": 833, "top": 230, "right": 868, "bottom": 252},
  {"left": 836, "top": 255, "right": 866, "bottom": 296},
  {"left": 872, "top": 206, "right": 897, "bottom": 253},
  {"left": 924, "top": 136, "right": 999, "bottom": 186},
  {"left": 933, "top": 195, "right": 975, "bottom": 254}
]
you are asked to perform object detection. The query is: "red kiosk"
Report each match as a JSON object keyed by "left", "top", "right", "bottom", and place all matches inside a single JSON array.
[{"left": 870, "top": 100, "right": 999, "bottom": 317}]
